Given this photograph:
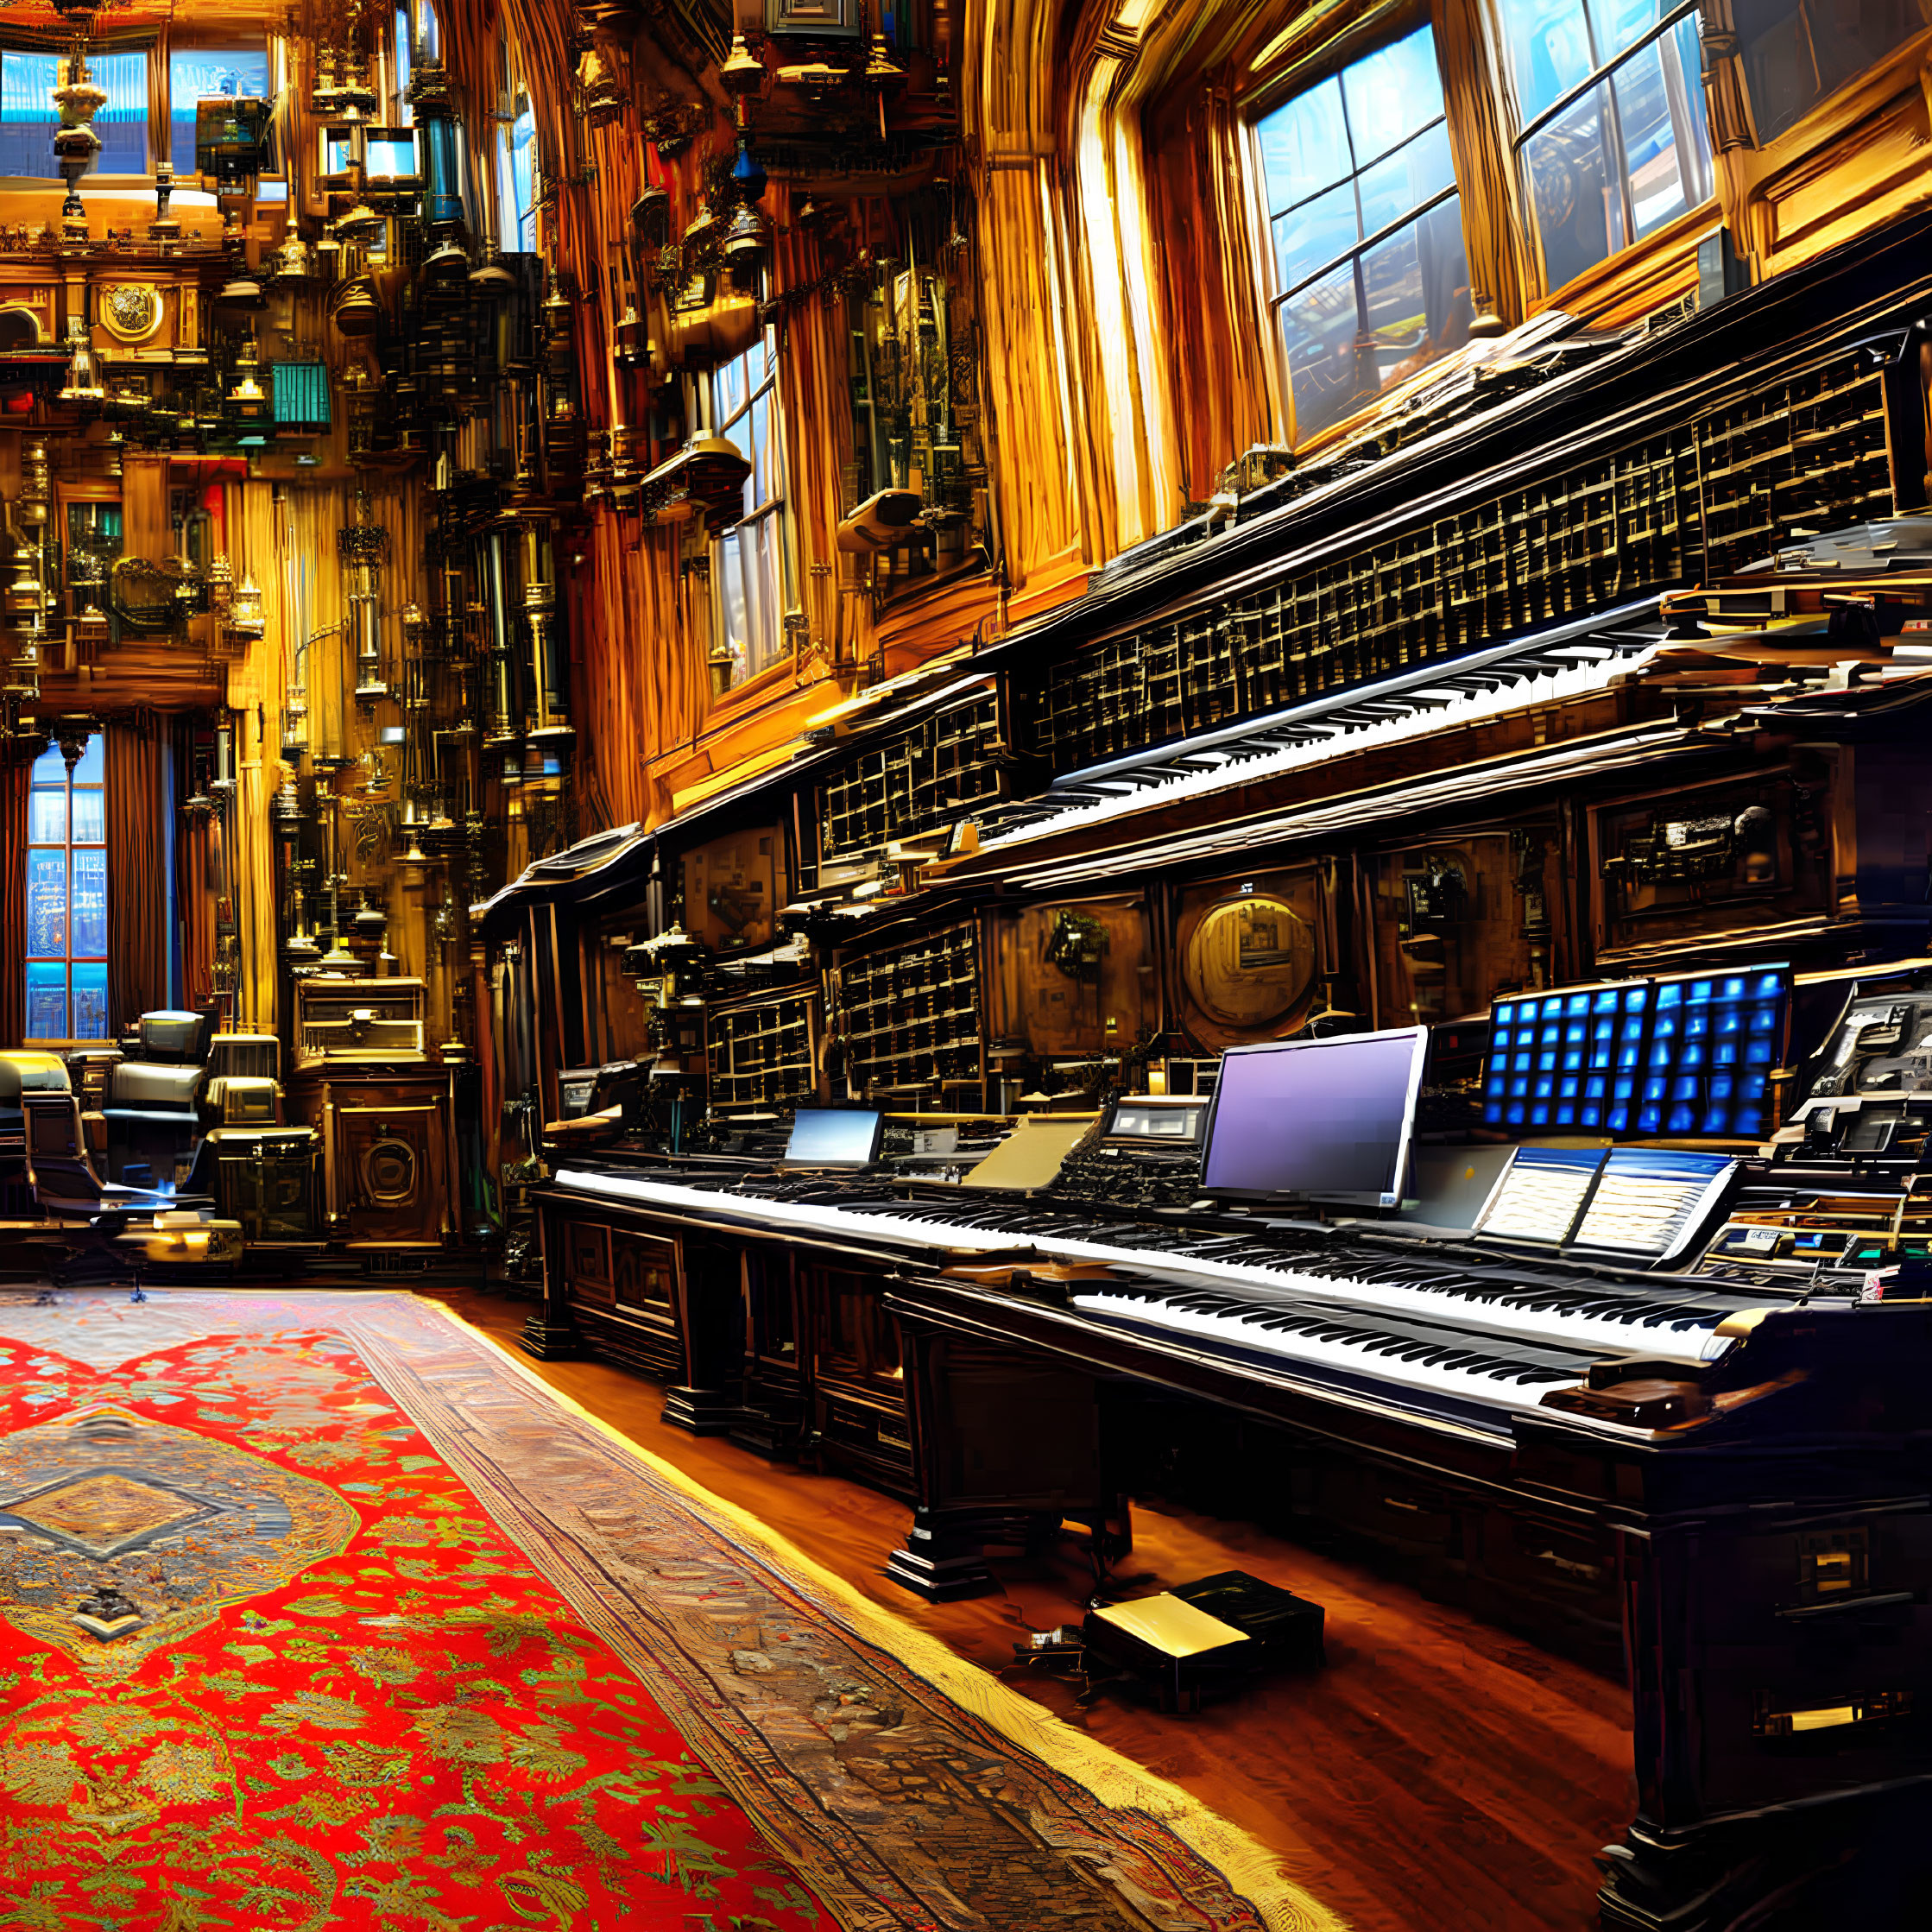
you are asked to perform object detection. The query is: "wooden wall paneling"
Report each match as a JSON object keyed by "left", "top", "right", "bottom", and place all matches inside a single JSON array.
[
  {"left": 1715, "top": 30, "right": 1932, "bottom": 281},
  {"left": 1351, "top": 852, "right": 1380, "bottom": 1032},
  {"left": 681, "top": 824, "right": 786, "bottom": 955},
  {"left": 1368, "top": 830, "right": 1538, "bottom": 1029},
  {"left": 963, "top": 0, "right": 1095, "bottom": 613},
  {"left": 119, "top": 453, "right": 171, "bottom": 567},
  {"left": 1591, "top": 761, "right": 1834, "bottom": 963},
  {"left": 987, "top": 894, "right": 1158, "bottom": 1067}
]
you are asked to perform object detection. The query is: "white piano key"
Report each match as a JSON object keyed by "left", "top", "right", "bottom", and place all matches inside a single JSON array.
[
  {"left": 552, "top": 1169, "right": 1739, "bottom": 1367},
  {"left": 980, "top": 649, "right": 1641, "bottom": 857},
  {"left": 1069, "top": 1286, "right": 1582, "bottom": 1413}
]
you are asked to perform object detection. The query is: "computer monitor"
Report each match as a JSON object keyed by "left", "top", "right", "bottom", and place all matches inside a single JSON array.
[
  {"left": 781, "top": 1108, "right": 883, "bottom": 1169},
  {"left": 1199, "top": 1027, "right": 1430, "bottom": 1208},
  {"left": 136, "top": 1010, "right": 207, "bottom": 1064}
]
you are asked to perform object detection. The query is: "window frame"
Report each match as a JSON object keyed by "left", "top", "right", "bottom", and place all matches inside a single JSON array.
[
  {"left": 163, "top": 37, "right": 275, "bottom": 174},
  {"left": 1500, "top": 0, "right": 1714, "bottom": 300},
  {"left": 500, "top": 92, "right": 539, "bottom": 254},
  {"left": 709, "top": 332, "right": 796, "bottom": 691},
  {"left": 0, "top": 43, "right": 152, "bottom": 181},
  {"left": 23, "top": 734, "right": 109, "bottom": 1045},
  {"left": 0, "top": 30, "right": 281, "bottom": 187},
  {"left": 1247, "top": 11, "right": 1474, "bottom": 449}
]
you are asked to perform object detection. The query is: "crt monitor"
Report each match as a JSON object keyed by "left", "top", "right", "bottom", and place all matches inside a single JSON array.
[
  {"left": 783, "top": 1108, "right": 884, "bottom": 1168},
  {"left": 1200, "top": 1026, "right": 1430, "bottom": 1208}
]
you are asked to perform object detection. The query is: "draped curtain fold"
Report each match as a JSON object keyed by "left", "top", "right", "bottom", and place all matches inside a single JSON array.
[
  {"left": 169, "top": 717, "right": 216, "bottom": 1014},
  {"left": 108, "top": 709, "right": 170, "bottom": 1029},
  {"left": 0, "top": 747, "right": 27, "bottom": 1046}
]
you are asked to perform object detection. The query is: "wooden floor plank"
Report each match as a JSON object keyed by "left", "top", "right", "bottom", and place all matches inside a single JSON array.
[{"left": 437, "top": 1285, "right": 1634, "bottom": 1932}]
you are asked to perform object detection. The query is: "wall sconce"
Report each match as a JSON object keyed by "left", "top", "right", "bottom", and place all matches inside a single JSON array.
[
  {"left": 230, "top": 573, "right": 266, "bottom": 642},
  {"left": 721, "top": 34, "right": 764, "bottom": 100},
  {"left": 632, "top": 186, "right": 670, "bottom": 249},
  {"left": 641, "top": 433, "right": 751, "bottom": 530},
  {"left": 578, "top": 41, "right": 625, "bottom": 127},
  {"left": 341, "top": 491, "right": 389, "bottom": 704},
  {"left": 330, "top": 274, "right": 382, "bottom": 339},
  {"left": 227, "top": 332, "right": 268, "bottom": 421}
]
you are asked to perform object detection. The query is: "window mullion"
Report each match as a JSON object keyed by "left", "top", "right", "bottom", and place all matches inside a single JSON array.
[
  {"left": 1513, "top": 0, "right": 1702, "bottom": 147},
  {"left": 1601, "top": 63, "right": 1635, "bottom": 252},
  {"left": 1272, "top": 181, "right": 1461, "bottom": 308}
]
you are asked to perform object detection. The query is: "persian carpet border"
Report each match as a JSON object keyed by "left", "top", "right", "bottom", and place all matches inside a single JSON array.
[{"left": 334, "top": 1291, "right": 1344, "bottom": 1932}]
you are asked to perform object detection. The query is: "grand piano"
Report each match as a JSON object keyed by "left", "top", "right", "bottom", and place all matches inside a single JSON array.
[{"left": 532, "top": 961, "right": 1932, "bottom": 1929}]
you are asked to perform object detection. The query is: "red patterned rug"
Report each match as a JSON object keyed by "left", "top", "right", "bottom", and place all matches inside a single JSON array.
[{"left": 0, "top": 1291, "right": 1332, "bottom": 1932}]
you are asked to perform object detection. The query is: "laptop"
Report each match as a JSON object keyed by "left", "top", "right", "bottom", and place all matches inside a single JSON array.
[{"left": 778, "top": 1108, "right": 885, "bottom": 1172}]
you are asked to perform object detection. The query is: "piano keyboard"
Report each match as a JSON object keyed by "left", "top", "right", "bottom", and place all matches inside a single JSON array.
[
  {"left": 1069, "top": 1282, "right": 1592, "bottom": 1417},
  {"left": 976, "top": 609, "right": 1661, "bottom": 856},
  {"left": 554, "top": 1167, "right": 1765, "bottom": 1367}
]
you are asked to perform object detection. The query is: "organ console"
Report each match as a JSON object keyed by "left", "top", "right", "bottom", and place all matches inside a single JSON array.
[
  {"left": 494, "top": 224, "right": 1932, "bottom": 1930},
  {"left": 523, "top": 950, "right": 1932, "bottom": 1928}
]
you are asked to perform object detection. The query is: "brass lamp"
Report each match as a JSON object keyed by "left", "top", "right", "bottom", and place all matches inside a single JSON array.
[
  {"left": 641, "top": 433, "right": 752, "bottom": 530},
  {"left": 57, "top": 319, "right": 104, "bottom": 405},
  {"left": 227, "top": 333, "right": 268, "bottom": 420}
]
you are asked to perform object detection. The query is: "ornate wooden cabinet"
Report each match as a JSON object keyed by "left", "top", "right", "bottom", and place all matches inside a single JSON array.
[
  {"left": 534, "top": 1192, "right": 685, "bottom": 1380},
  {"left": 287, "top": 1064, "right": 457, "bottom": 1254}
]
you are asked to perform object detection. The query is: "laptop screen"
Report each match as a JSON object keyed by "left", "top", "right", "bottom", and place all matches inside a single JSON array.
[
  {"left": 783, "top": 1108, "right": 883, "bottom": 1167},
  {"left": 1200, "top": 1027, "right": 1429, "bottom": 1207}
]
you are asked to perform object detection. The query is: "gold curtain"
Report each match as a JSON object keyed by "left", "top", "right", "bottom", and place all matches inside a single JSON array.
[
  {"left": 106, "top": 708, "right": 169, "bottom": 1026},
  {"left": 1148, "top": 89, "right": 1283, "bottom": 499},
  {"left": 169, "top": 717, "right": 215, "bottom": 1015},
  {"left": 1433, "top": 0, "right": 1533, "bottom": 328}
]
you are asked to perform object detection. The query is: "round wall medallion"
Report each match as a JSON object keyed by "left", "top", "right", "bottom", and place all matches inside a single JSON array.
[
  {"left": 99, "top": 283, "right": 162, "bottom": 344},
  {"left": 1182, "top": 894, "right": 1315, "bottom": 1030},
  {"left": 360, "top": 1137, "right": 418, "bottom": 1205}
]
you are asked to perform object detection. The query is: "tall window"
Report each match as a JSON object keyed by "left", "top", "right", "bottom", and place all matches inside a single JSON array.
[
  {"left": 168, "top": 44, "right": 270, "bottom": 170},
  {"left": 392, "top": 3, "right": 414, "bottom": 119},
  {"left": 711, "top": 333, "right": 793, "bottom": 687},
  {"left": 0, "top": 47, "right": 148, "bottom": 176},
  {"left": 1256, "top": 25, "right": 1472, "bottom": 445},
  {"left": 25, "top": 736, "right": 108, "bottom": 1043},
  {"left": 1500, "top": 0, "right": 1714, "bottom": 294},
  {"left": 502, "top": 101, "right": 538, "bottom": 252}
]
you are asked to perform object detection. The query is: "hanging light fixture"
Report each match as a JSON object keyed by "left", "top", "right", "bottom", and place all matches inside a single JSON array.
[
  {"left": 227, "top": 331, "right": 268, "bottom": 421},
  {"left": 57, "top": 316, "right": 103, "bottom": 405},
  {"left": 53, "top": 41, "right": 104, "bottom": 243},
  {"left": 720, "top": 33, "right": 764, "bottom": 100},
  {"left": 578, "top": 41, "right": 625, "bottom": 127},
  {"left": 229, "top": 573, "right": 266, "bottom": 641},
  {"left": 341, "top": 490, "right": 389, "bottom": 705}
]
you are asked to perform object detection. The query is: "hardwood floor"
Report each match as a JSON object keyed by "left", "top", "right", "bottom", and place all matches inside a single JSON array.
[{"left": 434, "top": 1285, "right": 1635, "bottom": 1932}]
